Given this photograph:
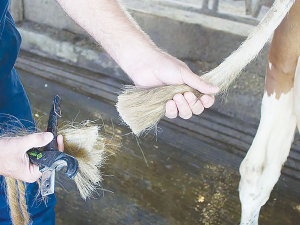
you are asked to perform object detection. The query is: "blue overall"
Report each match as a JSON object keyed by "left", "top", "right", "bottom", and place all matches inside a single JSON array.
[{"left": 0, "top": 1, "right": 56, "bottom": 224}]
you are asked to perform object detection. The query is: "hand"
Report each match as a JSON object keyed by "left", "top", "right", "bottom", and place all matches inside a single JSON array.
[
  {"left": 0, "top": 132, "right": 64, "bottom": 183},
  {"left": 127, "top": 49, "right": 219, "bottom": 119}
]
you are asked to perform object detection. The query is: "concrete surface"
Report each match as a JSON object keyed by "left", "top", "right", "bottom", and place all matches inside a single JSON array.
[
  {"left": 20, "top": 0, "right": 256, "bottom": 36},
  {"left": 11, "top": 0, "right": 266, "bottom": 70},
  {"left": 8, "top": 1, "right": 300, "bottom": 224},
  {"left": 15, "top": 51, "right": 300, "bottom": 180},
  {"left": 18, "top": 63, "right": 300, "bottom": 225}
]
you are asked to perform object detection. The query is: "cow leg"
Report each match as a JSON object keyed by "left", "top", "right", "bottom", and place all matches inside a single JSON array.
[
  {"left": 239, "top": 85, "right": 296, "bottom": 224},
  {"left": 239, "top": 1, "right": 300, "bottom": 224}
]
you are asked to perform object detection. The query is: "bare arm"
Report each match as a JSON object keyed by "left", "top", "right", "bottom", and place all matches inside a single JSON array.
[
  {"left": 56, "top": 0, "right": 219, "bottom": 119},
  {"left": 56, "top": 0, "right": 155, "bottom": 75}
]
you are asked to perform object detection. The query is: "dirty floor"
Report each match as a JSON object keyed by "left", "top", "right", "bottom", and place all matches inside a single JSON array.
[{"left": 18, "top": 67, "right": 300, "bottom": 225}]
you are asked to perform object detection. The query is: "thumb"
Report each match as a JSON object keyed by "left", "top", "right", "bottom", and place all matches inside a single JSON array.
[
  {"left": 182, "top": 70, "right": 219, "bottom": 94},
  {"left": 23, "top": 132, "right": 54, "bottom": 150}
]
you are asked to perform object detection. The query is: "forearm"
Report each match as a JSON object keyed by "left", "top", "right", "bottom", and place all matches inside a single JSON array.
[
  {"left": 56, "top": 0, "right": 218, "bottom": 122},
  {"left": 56, "top": 0, "right": 158, "bottom": 75}
]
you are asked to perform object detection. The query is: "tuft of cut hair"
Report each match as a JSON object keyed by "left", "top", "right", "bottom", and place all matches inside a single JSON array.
[
  {"left": 116, "top": 0, "right": 295, "bottom": 136},
  {"left": 58, "top": 121, "right": 118, "bottom": 200}
]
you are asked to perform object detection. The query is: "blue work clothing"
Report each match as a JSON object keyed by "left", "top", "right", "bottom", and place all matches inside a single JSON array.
[{"left": 0, "top": 1, "right": 56, "bottom": 224}]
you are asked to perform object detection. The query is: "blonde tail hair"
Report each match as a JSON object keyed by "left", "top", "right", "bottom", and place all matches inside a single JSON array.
[{"left": 116, "top": 0, "right": 295, "bottom": 136}]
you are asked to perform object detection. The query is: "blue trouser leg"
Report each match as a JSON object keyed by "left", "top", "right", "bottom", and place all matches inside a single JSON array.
[{"left": 0, "top": 68, "right": 56, "bottom": 225}]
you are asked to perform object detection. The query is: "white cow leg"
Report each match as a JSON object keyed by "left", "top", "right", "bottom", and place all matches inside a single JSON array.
[
  {"left": 239, "top": 88, "right": 297, "bottom": 224},
  {"left": 238, "top": 1, "right": 300, "bottom": 222}
]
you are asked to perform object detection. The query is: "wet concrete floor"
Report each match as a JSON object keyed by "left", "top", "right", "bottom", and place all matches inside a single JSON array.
[{"left": 18, "top": 68, "right": 300, "bottom": 225}]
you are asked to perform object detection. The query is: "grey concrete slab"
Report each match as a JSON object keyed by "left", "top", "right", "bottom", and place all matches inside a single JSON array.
[
  {"left": 16, "top": 65, "right": 300, "bottom": 225},
  {"left": 15, "top": 51, "right": 300, "bottom": 181}
]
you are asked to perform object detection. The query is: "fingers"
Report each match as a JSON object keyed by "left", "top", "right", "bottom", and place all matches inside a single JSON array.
[
  {"left": 25, "top": 135, "right": 63, "bottom": 182},
  {"left": 25, "top": 163, "right": 42, "bottom": 183},
  {"left": 57, "top": 134, "right": 64, "bottom": 152},
  {"left": 181, "top": 70, "right": 219, "bottom": 94},
  {"left": 165, "top": 92, "right": 215, "bottom": 119},
  {"left": 22, "top": 132, "right": 54, "bottom": 150},
  {"left": 0, "top": 132, "right": 55, "bottom": 183},
  {"left": 200, "top": 95, "right": 215, "bottom": 108},
  {"left": 184, "top": 92, "right": 204, "bottom": 115},
  {"left": 165, "top": 100, "right": 178, "bottom": 118},
  {"left": 22, "top": 134, "right": 63, "bottom": 183},
  {"left": 173, "top": 94, "right": 192, "bottom": 119}
]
